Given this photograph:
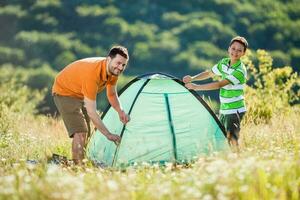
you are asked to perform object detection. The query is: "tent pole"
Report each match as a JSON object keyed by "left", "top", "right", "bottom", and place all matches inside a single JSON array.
[
  {"left": 164, "top": 94, "right": 178, "bottom": 166},
  {"left": 111, "top": 79, "right": 151, "bottom": 167}
]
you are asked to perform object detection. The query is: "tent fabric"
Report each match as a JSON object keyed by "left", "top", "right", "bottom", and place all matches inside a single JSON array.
[{"left": 87, "top": 73, "right": 229, "bottom": 167}]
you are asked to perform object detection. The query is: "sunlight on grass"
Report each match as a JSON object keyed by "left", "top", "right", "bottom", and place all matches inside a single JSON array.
[
  {"left": 0, "top": 50, "right": 299, "bottom": 199},
  {"left": 0, "top": 106, "right": 299, "bottom": 200}
]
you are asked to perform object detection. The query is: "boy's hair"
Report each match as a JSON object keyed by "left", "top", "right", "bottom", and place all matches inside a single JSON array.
[
  {"left": 230, "top": 36, "right": 248, "bottom": 52},
  {"left": 108, "top": 45, "right": 129, "bottom": 60}
]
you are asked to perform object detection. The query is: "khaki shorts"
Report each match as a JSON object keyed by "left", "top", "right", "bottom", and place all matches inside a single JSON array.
[{"left": 53, "top": 94, "right": 90, "bottom": 138}]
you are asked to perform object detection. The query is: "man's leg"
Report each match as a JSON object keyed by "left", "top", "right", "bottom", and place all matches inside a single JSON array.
[
  {"left": 72, "top": 132, "right": 86, "bottom": 164},
  {"left": 53, "top": 95, "right": 89, "bottom": 164},
  {"left": 81, "top": 106, "right": 91, "bottom": 146}
]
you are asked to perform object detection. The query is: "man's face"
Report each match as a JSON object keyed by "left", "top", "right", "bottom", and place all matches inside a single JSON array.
[
  {"left": 228, "top": 41, "right": 245, "bottom": 60},
  {"left": 107, "top": 54, "right": 128, "bottom": 76}
]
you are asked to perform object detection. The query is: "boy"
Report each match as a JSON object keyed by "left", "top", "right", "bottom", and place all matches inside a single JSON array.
[{"left": 182, "top": 36, "right": 248, "bottom": 149}]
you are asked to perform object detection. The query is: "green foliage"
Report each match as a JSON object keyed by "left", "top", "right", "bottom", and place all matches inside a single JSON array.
[
  {"left": 270, "top": 50, "right": 291, "bottom": 67},
  {"left": 290, "top": 48, "right": 300, "bottom": 71},
  {"left": 174, "top": 17, "right": 236, "bottom": 48},
  {"left": 0, "top": 73, "right": 44, "bottom": 115},
  {"left": 2, "top": 0, "right": 300, "bottom": 72},
  {"left": 0, "top": 5, "right": 27, "bottom": 44},
  {"left": 15, "top": 31, "right": 93, "bottom": 69},
  {"left": 32, "top": 0, "right": 61, "bottom": 8},
  {"left": 127, "top": 21, "right": 157, "bottom": 42},
  {"left": 53, "top": 51, "right": 76, "bottom": 70},
  {"left": 0, "top": 46, "right": 24, "bottom": 64},
  {"left": 243, "top": 50, "right": 300, "bottom": 123},
  {"left": 0, "top": 72, "right": 44, "bottom": 136},
  {"left": 25, "top": 65, "right": 56, "bottom": 90},
  {"left": 0, "top": 5, "right": 26, "bottom": 18},
  {"left": 35, "top": 13, "right": 58, "bottom": 27},
  {"left": 0, "top": 104, "right": 15, "bottom": 135},
  {"left": 174, "top": 42, "right": 227, "bottom": 71},
  {"left": 1, "top": 0, "right": 300, "bottom": 114},
  {"left": 0, "top": 65, "right": 56, "bottom": 155},
  {"left": 76, "top": 5, "right": 119, "bottom": 17},
  {"left": 0, "top": 65, "right": 55, "bottom": 114}
]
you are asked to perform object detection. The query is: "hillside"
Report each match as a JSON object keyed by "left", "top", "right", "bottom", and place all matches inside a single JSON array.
[{"left": 0, "top": 0, "right": 299, "bottom": 113}]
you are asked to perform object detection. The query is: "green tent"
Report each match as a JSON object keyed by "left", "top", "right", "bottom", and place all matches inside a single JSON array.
[{"left": 87, "top": 73, "right": 229, "bottom": 167}]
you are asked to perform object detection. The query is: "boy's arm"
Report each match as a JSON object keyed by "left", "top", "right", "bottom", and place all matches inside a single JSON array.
[
  {"left": 183, "top": 71, "right": 214, "bottom": 83},
  {"left": 185, "top": 79, "right": 230, "bottom": 91}
]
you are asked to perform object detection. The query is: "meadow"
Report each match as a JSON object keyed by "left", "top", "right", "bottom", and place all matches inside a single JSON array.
[
  {"left": 0, "top": 51, "right": 299, "bottom": 200},
  {"left": 0, "top": 106, "right": 299, "bottom": 200}
]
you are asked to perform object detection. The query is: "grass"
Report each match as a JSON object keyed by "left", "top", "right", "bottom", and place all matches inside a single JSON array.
[{"left": 0, "top": 106, "right": 299, "bottom": 200}]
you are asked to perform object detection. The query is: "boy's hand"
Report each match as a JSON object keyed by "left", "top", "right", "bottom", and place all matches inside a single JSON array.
[
  {"left": 185, "top": 83, "right": 196, "bottom": 90},
  {"left": 182, "top": 75, "right": 192, "bottom": 83}
]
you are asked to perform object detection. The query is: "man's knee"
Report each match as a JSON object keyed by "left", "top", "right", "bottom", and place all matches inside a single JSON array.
[{"left": 73, "top": 132, "right": 87, "bottom": 142}]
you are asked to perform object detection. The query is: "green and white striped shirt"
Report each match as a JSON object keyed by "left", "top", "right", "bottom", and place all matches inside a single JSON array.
[{"left": 211, "top": 58, "right": 247, "bottom": 115}]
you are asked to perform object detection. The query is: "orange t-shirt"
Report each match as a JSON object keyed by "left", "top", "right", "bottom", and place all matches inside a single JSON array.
[{"left": 52, "top": 57, "right": 118, "bottom": 100}]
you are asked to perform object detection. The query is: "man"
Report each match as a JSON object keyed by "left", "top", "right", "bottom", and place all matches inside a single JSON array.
[
  {"left": 183, "top": 36, "right": 248, "bottom": 150},
  {"left": 52, "top": 45, "right": 130, "bottom": 164}
]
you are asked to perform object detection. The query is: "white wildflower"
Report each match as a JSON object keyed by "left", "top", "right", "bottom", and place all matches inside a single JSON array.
[{"left": 107, "top": 180, "right": 119, "bottom": 191}]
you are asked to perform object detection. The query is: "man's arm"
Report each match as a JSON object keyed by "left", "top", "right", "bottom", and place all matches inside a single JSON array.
[
  {"left": 183, "top": 71, "right": 215, "bottom": 83},
  {"left": 106, "top": 84, "right": 129, "bottom": 124},
  {"left": 84, "top": 97, "right": 120, "bottom": 143},
  {"left": 185, "top": 79, "right": 230, "bottom": 91}
]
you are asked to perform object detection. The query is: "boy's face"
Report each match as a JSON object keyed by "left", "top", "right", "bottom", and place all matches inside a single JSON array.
[{"left": 228, "top": 41, "right": 245, "bottom": 60}]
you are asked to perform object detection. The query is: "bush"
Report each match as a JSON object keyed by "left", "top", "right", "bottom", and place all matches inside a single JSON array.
[
  {"left": 0, "top": 104, "right": 14, "bottom": 135},
  {"left": 0, "top": 66, "right": 46, "bottom": 114},
  {"left": 243, "top": 50, "right": 299, "bottom": 123},
  {"left": 0, "top": 77, "right": 44, "bottom": 115},
  {"left": 0, "top": 77, "right": 45, "bottom": 142},
  {"left": 0, "top": 46, "right": 25, "bottom": 65}
]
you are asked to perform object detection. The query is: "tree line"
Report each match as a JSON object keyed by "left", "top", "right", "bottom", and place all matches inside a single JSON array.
[{"left": 0, "top": 0, "right": 299, "bottom": 114}]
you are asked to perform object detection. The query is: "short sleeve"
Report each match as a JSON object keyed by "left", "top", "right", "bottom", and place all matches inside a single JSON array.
[
  {"left": 212, "top": 64, "right": 221, "bottom": 76},
  {"left": 107, "top": 76, "right": 118, "bottom": 86},
  {"left": 225, "top": 70, "right": 246, "bottom": 85}
]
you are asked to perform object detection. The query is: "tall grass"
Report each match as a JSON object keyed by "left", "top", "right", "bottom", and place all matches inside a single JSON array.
[
  {"left": 0, "top": 107, "right": 299, "bottom": 199},
  {"left": 0, "top": 50, "right": 299, "bottom": 199}
]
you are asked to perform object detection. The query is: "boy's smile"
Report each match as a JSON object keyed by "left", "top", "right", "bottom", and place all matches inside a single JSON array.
[{"left": 228, "top": 41, "right": 245, "bottom": 62}]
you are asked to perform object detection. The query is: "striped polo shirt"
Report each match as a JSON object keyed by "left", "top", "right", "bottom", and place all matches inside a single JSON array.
[{"left": 211, "top": 58, "right": 247, "bottom": 115}]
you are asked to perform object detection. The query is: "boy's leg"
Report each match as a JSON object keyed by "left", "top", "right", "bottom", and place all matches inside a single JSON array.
[
  {"left": 227, "top": 112, "right": 245, "bottom": 149},
  {"left": 220, "top": 114, "right": 233, "bottom": 145},
  {"left": 220, "top": 113, "right": 242, "bottom": 149}
]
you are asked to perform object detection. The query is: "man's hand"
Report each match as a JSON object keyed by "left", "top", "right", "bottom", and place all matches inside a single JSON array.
[
  {"left": 182, "top": 75, "right": 192, "bottom": 83},
  {"left": 118, "top": 110, "right": 130, "bottom": 124},
  {"left": 106, "top": 133, "right": 121, "bottom": 145}
]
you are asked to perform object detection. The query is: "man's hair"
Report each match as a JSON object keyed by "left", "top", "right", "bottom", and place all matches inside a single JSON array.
[
  {"left": 230, "top": 36, "right": 248, "bottom": 52},
  {"left": 108, "top": 45, "right": 129, "bottom": 60}
]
